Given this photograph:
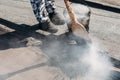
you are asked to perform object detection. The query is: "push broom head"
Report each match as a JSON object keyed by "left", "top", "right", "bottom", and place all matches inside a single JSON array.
[{"left": 64, "top": 0, "right": 90, "bottom": 41}]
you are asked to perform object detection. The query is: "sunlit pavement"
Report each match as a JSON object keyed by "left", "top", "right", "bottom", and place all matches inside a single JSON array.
[{"left": 0, "top": 0, "right": 120, "bottom": 80}]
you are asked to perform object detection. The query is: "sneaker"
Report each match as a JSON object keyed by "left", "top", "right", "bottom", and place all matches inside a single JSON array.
[
  {"left": 49, "top": 12, "right": 65, "bottom": 25},
  {"left": 39, "top": 21, "right": 58, "bottom": 33}
]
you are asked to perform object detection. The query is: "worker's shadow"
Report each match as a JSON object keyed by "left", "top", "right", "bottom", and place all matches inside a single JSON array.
[
  {"left": 0, "top": 18, "right": 88, "bottom": 50},
  {"left": 0, "top": 18, "right": 120, "bottom": 80},
  {"left": 0, "top": 18, "right": 50, "bottom": 50}
]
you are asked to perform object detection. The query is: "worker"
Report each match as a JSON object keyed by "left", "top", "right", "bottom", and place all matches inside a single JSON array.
[{"left": 30, "top": 0, "right": 65, "bottom": 33}]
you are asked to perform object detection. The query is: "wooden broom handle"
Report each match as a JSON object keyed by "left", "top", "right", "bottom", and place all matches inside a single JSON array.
[{"left": 64, "top": 0, "right": 77, "bottom": 23}]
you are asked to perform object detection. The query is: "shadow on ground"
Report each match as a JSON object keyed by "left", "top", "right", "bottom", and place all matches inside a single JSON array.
[
  {"left": 0, "top": 18, "right": 45, "bottom": 50},
  {"left": 0, "top": 18, "right": 120, "bottom": 80},
  {"left": 85, "top": 0, "right": 120, "bottom": 13},
  {"left": 70, "top": 0, "right": 120, "bottom": 13}
]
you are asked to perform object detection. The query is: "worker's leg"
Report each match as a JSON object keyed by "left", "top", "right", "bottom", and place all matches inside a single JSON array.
[
  {"left": 45, "top": 0, "right": 65, "bottom": 25},
  {"left": 30, "top": 0, "right": 49, "bottom": 23},
  {"left": 30, "top": 0, "right": 58, "bottom": 33}
]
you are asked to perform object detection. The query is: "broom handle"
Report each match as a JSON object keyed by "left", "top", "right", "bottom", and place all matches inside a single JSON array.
[{"left": 64, "top": 0, "right": 77, "bottom": 23}]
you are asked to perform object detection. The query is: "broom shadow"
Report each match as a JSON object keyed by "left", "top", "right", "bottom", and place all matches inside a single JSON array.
[{"left": 0, "top": 18, "right": 46, "bottom": 50}]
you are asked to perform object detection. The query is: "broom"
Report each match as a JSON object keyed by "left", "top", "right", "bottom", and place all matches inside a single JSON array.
[{"left": 64, "top": 0, "right": 90, "bottom": 41}]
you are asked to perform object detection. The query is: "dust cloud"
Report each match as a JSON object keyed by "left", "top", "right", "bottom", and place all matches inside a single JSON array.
[{"left": 41, "top": 36, "right": 113, "bottom": 80}]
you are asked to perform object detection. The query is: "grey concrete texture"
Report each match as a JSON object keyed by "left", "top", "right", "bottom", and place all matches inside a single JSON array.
[{"left": 0, "top": 0, "right": 120, "bottom": 80}]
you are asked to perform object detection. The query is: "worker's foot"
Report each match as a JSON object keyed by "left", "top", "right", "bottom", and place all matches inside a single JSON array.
[
  {"left": 49, "top": 11, "right": 65, "bottom": 25},
  {"left": 39, "top": 21, "right": 58, "bottom": 33}
]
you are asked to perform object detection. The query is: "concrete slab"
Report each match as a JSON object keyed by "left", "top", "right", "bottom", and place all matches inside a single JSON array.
[{"left": 0, "top": 0, "right": 120, "bottom": 80}]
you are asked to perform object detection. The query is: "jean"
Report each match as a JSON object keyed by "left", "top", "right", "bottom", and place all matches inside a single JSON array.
[{"left": 30, "top": 0, "right": 55, "bottom": 23}]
